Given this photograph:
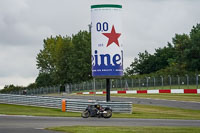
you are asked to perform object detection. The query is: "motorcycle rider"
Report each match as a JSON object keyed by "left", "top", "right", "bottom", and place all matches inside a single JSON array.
[
  {"left": 96, "top": 104, "right": 103, "bottom": 117},
  {"left": 81, "top": 104, "right": 112, "bottom": 118}
]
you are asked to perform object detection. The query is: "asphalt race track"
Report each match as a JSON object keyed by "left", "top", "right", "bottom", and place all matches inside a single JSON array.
[
  {"left": 60, "top": 95, "right": 200, "bottom": 110},
  {"left": 1, "top": 95, "right": 200, "bottom": 132},
  {"left": 1, "top": 115, "right": 200, "bottom": 133}
]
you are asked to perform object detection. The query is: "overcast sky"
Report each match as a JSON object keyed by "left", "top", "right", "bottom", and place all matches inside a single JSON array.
[{"left": 0, "top": 0, "right": 200, "bottom": 89}]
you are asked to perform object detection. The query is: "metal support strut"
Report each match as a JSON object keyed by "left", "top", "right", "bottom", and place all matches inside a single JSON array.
[{"left": 106, "top": 78, "right": 111, "bottom": 102}]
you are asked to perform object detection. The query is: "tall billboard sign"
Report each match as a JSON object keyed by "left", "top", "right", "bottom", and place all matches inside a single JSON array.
[{"left": 91, "top": 4, "right": 123, "bottom": 78}]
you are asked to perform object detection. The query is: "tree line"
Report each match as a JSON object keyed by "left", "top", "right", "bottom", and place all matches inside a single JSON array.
[
  {"left": 125, "top": 23, "right": 200, "bottom": 77},
  {"left": 1, "top": 24, "right": 200, "bottom": 93},
  {"left": 36, "top": 31, "right": 92, "bottom": 87}
]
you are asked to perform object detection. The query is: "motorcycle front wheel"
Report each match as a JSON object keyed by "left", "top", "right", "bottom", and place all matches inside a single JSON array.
[{"left": 81, "top": 110, "right": 89, "bottom": 118}]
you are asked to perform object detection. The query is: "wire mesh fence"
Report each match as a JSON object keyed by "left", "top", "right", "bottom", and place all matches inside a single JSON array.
[{"left": 1, "top": 74, "right": 200, "bottom": 95}]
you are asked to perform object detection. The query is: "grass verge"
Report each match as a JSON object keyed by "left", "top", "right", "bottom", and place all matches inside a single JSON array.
[
  {"left": 0, "top": 104, "right": 79, "bottom": 117},
  {"left": 115, "top": 104, "right": 200, "bottom": 119},
  {"left": 47, "top": 126, "right": 200, "bottom": 133},
  {"left": 0, "top": 103, "right": 200, "bottom": 120}
]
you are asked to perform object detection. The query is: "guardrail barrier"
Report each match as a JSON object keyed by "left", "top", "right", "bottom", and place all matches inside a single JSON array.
[{"left": 0, "top": 94, "right": 132, "bottom": 114}]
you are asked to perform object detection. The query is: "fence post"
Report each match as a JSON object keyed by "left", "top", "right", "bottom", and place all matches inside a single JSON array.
[
  {"left": 153, "top": 77, "right": 156, "bottom": 89},
  {"left": 125, "top": 80, "right": 128, "bottom": 90},
  {"left": 58, "top": 85, "right": 60, "bottom": 94},
  {"left": 168, "top": 75, "right": 171, "bottom": 89},
  {"left": 138, "top": 78, "right": 141, "bottom": 90},
  {"left": 100, "top": 80, "right": 102, "bottom": 90},
  {"left": 111, "top": 79, "right": 113, "bottom": 89},
  {"left": 69, "top": 84, "right": 71, "bottom": 93},
  {"left": 160, "top": 76, "right": 163, "bottom": 89},
  {"left": 39, "top": 87, "right": 41, "bottom": 94},
  {"left": 115, "top": 80, "right": 117, "bottom": 89},
  {"left": 120, "top": 79, "right": 122, "bottom": 90},
  {"left": 177, "top": 75, "right": 180, "bottom": 89},
  {"left": 146, "top": 77, "right": 149, "bottom": 90},
  {"left": 132, "top": 78, "right": 133, "bottom": 89},
  {"left": 186, "top": 74, "right": 189, "bottom": 89},
  {"left": 93, "top": 78, "right": 96, "bottom": 99},
  {"left": 82, "top": 82, "right": 84, "bottom": 91},
  {"left": 196, "top": 74, "right": 199, "bottom": 89}
]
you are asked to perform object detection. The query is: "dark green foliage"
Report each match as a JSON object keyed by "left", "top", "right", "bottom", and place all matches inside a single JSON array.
[
  {"left": 185, "top": 24, "right": 200, "bottom": 71},
  {"left": 126, "top": 23, "right": 200, "bottom": 76},
  {"left": 72, "top": 31, "right": 92, "bottom": 83},
  {"left": 26, "top": 83, "right": 37, "bottom": 89},
  {"left": 126, "top": 44, "right": 176, "bottom": 75},
  {"left": 0, "top": 85, "right": 25, "bottom": 93},
  {"left": 35, "top": 73, "right": 54, "bottom": 87},
  {"left": 36, "top": 31, "right": 92, "bottom": 87}
]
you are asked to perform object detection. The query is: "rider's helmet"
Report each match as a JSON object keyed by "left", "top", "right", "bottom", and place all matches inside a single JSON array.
[{"left": 96, "top": 104, "right": 100, "bottom": 109}]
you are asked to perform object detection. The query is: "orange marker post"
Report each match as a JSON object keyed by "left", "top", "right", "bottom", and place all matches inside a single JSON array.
[{"left": 62, "top": 99, "right": 66, "bottom": 112}]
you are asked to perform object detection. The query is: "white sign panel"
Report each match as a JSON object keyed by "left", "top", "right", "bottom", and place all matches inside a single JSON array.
[{"left": 91, "top": 4, "right": 123, "bottom": 78}]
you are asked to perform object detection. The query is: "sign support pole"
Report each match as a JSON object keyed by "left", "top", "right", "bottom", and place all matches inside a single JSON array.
[
  {"left": 93, "top": 78, "right": 96, "bottom": 99},
  {"left": 106, "top": 78, "right": 111, "bottom": 102}
]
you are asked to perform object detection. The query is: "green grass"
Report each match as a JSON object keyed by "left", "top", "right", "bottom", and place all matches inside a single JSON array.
[
  {"left": 0, "top": 103, "right": 200, "bottom": 120},
  {"left": 115, "top": 104, "right": 200, "bottom": 119},
  {"left": 47, "top": 126, "right": 200, "bottom": 133},
  {"left": 0, "top": 104, "right": 79, "bottom": 117}
]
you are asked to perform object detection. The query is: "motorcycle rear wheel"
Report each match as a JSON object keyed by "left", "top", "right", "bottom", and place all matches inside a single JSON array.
[
  {"left": 103, "top": 109, "right": 112, "bottom": 118},
  {"left": 81, "top": 110, "right": 89, "bottom": 118}
]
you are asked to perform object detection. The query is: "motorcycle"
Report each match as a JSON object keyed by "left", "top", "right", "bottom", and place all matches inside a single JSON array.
[{"left": 81, "top": 104, "right": 112, "bottom": 118}]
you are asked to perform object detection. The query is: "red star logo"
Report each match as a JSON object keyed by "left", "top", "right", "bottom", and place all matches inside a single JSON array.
[{"left": 102, "top": 25, "right": 121, "bottom": 47}]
